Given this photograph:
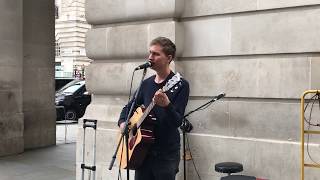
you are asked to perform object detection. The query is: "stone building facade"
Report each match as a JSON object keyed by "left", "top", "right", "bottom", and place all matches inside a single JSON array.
[
  {"left": 1, "top": 0, "right": 320, "bottom": 180},
  {"left": 55, "top": 0, "right": 91, "bottom": 78},
  {"left": 79, "top": 1, "right": 320, "bottom": 180}
]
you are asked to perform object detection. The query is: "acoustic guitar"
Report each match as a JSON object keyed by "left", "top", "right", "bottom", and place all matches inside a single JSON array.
[{"left": 117, "top": 73, "right": 182, "bottom": 169}]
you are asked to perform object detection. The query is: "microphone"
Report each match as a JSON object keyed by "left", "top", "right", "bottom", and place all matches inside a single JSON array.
[
  {"left": 134, "top": 61, "right": 152, "bottom": 70},
  {"left": 215, "top": 92, "right": 226, "bottom": 100}
]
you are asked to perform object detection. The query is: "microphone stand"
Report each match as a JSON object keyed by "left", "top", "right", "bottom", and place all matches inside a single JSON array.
[
  {"left": 181, "top": 94, "right": 225, "bottom": 180},
  {"left": 108, "top": 68, "right": 148, "bottom": 180}
]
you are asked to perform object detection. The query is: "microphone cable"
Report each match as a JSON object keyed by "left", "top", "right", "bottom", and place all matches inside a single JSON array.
[
  {"left": 117, "top": 70, "right": 136, "bottom": 180},
  {"left": 128, "top": 70, "right": 136, "bottom": 102},
  {"left": 185, "top": 133, "right": 202, "bottom": 180}
]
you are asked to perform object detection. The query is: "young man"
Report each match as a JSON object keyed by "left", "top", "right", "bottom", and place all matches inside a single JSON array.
[{"left": 118, "top": 37, "right": 189, "bottom": 180}]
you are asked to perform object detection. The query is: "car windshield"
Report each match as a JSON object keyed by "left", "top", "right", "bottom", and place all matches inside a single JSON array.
[{"left": 57, "top": 80, "right": 85, "bottom": 94}]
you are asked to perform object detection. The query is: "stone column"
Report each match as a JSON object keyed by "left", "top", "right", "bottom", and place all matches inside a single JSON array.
[
  {"left": 0, "top": 0, "right": 56, "bottom": 156},
  {"left": 0, "top": 0, "right": 24, "bottom": 156},
  {"left": 23, "top": 0, "right": 56, "bottom": 149}
]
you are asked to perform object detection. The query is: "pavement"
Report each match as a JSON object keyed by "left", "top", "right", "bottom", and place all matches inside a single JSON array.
[{"left": 0, "top": 123, "right": 78, "bottom": 180}]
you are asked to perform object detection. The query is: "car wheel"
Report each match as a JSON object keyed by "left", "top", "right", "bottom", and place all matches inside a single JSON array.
[{"left": 65, "top": 109, "right": 77, "bottom": 120}]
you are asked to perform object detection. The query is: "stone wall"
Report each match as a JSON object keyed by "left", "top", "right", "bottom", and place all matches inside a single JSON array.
[{"left": 80, "top": 0, "right": 320, "bottom": 179}]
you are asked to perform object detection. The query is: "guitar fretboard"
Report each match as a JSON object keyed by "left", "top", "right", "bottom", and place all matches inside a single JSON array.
[{"left": 136, "top": 101, "right": 155, "bottom": 128}]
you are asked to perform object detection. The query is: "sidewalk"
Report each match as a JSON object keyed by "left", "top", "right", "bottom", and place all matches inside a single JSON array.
[{"left": 0, "top": 123, "right": 78, "bottom": 180}]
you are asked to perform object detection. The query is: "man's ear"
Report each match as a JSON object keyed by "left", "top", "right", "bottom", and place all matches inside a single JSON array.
[{"left": 168, "top": 55, "right": 173, "bottom": 63}]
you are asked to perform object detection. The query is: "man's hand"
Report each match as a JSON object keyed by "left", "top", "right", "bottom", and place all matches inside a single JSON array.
[
  {"left": 153, "top": 89, "right": 170, "bottom": 107},
  {"left": 120, "top": 122, "right": 126, "bottom": 131}
]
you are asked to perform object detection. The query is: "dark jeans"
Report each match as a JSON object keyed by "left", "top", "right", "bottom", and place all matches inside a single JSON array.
[{"left": 134, "top": 150, "right": 180, "bottom": 180}]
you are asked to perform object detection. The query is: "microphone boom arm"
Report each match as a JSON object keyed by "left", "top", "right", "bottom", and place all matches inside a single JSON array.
[{"left": 184, "top": 93, "right": 225, "bottom": 119}]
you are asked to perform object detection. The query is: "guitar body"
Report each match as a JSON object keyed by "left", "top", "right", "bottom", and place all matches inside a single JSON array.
[{"left": 117, "top": 106, "right": 155, "bottom": 169}]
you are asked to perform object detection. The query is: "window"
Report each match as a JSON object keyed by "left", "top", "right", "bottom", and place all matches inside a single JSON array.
[
  {"left": 55, "top": 42, "right": 61, "bottom": 57},
  {"left": 55, "top": 5, "right": 59, "bottom": 19}
]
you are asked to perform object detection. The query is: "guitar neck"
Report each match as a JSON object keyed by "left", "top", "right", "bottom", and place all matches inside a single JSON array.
[{"left": 137, "top": 101, "right": 155, "bottom": 128}]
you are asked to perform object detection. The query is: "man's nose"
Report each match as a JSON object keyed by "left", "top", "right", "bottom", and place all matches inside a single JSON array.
[{"left": 148, "top": 54, "right": 154, "bottom": 60}]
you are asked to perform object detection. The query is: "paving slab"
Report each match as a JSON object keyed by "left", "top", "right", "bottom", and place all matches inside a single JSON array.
[{"left": 0, "top": 124, "right": 78, "bottom": 180}]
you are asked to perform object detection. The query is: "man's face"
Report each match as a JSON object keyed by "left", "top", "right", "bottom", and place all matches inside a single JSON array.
[{"left": 148, "top": 44, "right": 171, "bottom": 71}]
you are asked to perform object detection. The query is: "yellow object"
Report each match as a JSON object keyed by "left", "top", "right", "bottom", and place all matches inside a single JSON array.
[{"left": 300, "top": 90, "right": 320, "bottom": 180}]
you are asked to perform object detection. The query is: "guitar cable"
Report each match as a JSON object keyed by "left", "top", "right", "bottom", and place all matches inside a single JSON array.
[{"left": 304, "top": 92, "right": 320, "bottom": 167}]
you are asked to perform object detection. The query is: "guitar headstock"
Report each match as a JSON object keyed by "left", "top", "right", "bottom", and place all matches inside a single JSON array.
[{"left": 162, "top": 73, "right": 182, "bottom": 92}]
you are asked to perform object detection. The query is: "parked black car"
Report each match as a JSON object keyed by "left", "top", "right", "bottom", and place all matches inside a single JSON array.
[
  {"left": 55, "top": 79, "right": 91, "bottom": 121},
  {"left": 55, "top": 78, "right": 75, "bottom": 91}
]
